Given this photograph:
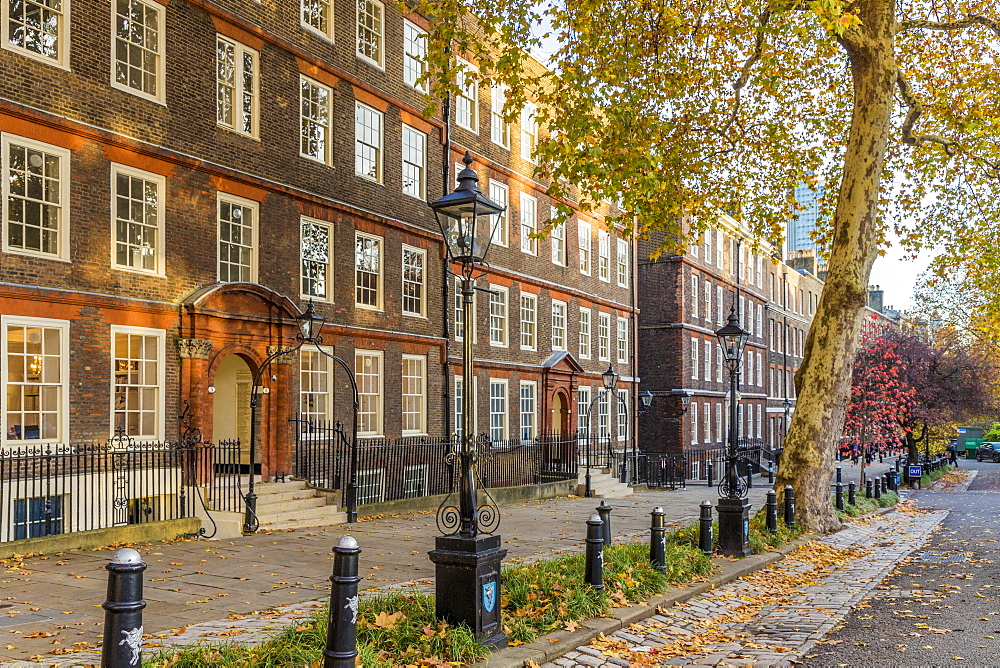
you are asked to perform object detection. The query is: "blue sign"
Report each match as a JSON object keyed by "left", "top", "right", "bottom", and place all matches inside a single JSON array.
[
  {"left": 909, "top": 465, "right": 923, "bottom": 478},
  {"left": 482, "top": 581, "right": 497, "bottom": 613}
]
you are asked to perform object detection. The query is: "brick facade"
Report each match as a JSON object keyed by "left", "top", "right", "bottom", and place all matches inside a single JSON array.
[{"left": 0, "top": 0, "right": 635, "bottom": 478}]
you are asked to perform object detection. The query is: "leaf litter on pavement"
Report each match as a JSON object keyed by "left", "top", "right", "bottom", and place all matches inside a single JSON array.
[{"left": 586, "top": 541, "right": 867, "bottom": 663}]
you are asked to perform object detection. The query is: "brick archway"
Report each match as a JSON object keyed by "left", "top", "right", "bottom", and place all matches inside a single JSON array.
[{"left": 178, "top": 283, "right": 303, "bottom": 480}]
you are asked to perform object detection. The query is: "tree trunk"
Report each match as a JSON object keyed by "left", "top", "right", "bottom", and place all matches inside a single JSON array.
[{"left": 774, "top": 0, "right": 897, "bottom": 532}]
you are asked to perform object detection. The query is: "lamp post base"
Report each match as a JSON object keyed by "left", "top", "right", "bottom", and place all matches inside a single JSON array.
[
  {"left": 716, "top": 497, "right": 751, "bottom": 557},
  {"left": 428, "top": 534, "right": 508, "bottom": 649}
]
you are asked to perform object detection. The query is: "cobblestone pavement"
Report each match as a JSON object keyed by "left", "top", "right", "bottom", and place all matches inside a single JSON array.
[{"left": 546, "top": 504, "right": 947, "bottom": 667}]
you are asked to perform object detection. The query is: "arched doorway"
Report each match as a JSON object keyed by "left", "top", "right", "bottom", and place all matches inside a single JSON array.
[
  {"left": 551, "top": 392, "right": 566, "bottom": 435},
  {"left": 212, "top": 354, "right": 254, "bottom": 470}
]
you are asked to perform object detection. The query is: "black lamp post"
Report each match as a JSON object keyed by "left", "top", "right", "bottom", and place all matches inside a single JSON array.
[
  {"left": 715, "top": 307, "right": 752, "bottom": 557},
  {"left": 426, "top": 152, "right": 508, "bottom": 648},
  {"left": 243, "top": 302, "right": 360, "bottom": 533},
  {"left": 582, "top": 363, "right": 628, "bottom": 495}
]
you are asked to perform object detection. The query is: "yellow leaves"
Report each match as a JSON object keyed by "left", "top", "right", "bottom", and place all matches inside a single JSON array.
[
  {"left": 25, "top": 632, "right": 56, "bottom": 638},
  {"left": 373, "top": 611, "right": 406, "bottom": 629}
]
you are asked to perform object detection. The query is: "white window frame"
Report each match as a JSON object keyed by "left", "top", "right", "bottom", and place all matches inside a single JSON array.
[
  {"left": 454, "top": 375, "right": 478, "bottom": 435},
  {"left": 2, "top": 316, "right": 70, "bottom": 446},
  {"left": 455, "top": 59, "right": 478, "bottom": 133},
  {"left": 520, "top": 193, "right": 537, "bottom": 255},
  {"left": 690, "top": 275, "right": 699, "bottom": 319},
  {"left": 578, "top": 307, "right": 591, "bottom": 359},
  {"left": 488, "top": 181, "right": 509, "bottom": 247},
  {"left": 401, "top": 124, "right": 426, "bottom": 199},
  {"left": 617, "top": 388, "right": 627, "bottom": 442},
  {"left": 354, "top": 101, "right": 383, "bottom": 182},
  {"left": 356, "top": 0, "right": 384, "bottom": 68},
  {"left": 551, "top": 212, "right": 566, "bottom": 266},
  {"left": 704, "top": 339, "right": 712, "bottom": 380},
  {"left": 690, "top": 401, "right": 698, "bottom": 445},
  {"left": 111, "top": 0, "right": 165, "bottom": 103},
  {"left": 716, "top": 229, "right": 724, "bottom": 267},
  {"left": 110, "top": 324, "right": 166, "bottom": 441},
  {"left": 716, "top": 285, "right": 723, "bottom": 325},
  {"left": 489, "top": 379, "right": 507, "bottom": 442},
  {"left": 300, "top": 217, "right": 333, "bottom": 301},
  {"left": 110, "top": 163, "right": 165, "bottom": 276},
  {"left": 598, "top": 230, "right": 611, "bottom": 282},
  {"left": 551, "top": 300, "right": 567, "bottom": 351},
  {"left": 301, "top": 0, "right": 334, "bottom": 39},
  {"left": 491, "top": 85, "right": 509, "bottom": 148},
  {"left": 401, "top": 354, "right": 427, "bottom": 435},
  {"left": 577, "top": 386, "right": 591, "bottom": 437},
  {"left": 356, "top": 468, "right": 385, "bottom": 504},
  {"left": 715, "top": 403, "right": 722, "bottom": 444},
  {"left": 403, "top": 464, "right": 428, "bottom": 498},
  {"left": 616, "top": 238, "right": 629, "bottom": 287},
  {"left": 216, "top": 36, "right": 259, "bottom": 138},
  {"left": 598, "top": 312, "right": 610, "bottom": 361},
  {"left": 1, "top": 134, "right": 71, "bottom": 261},
  {"left": 3, "top": 0, "right": 69, "bottom": 67},
  {"left": 757, "top": 350, "right": 763, "bottom": 387},
  {"left": 355, "top": 349, "right": 383, "bottom": 436},
  {"left": 489, "top": 285, "right": 508, "bottom": 347},
  {"left": 616, "top": 317, "right": 628, "bottom": 363},
  {"left": 519, "top": 293, "right": 536, "bottom": 351},
  {"left": 355, "top": 231, "right": 383, "bottom": 310},
  {"left": 691, "top": 336, "right": 699, "bottom": 380},
  {"left": 217, "top": 193, "right": 258, "bottom": 283},
  {"left": 520, "top": 381, "right": 536, "bottom": 441},
  {"left": 401, "top": 244, "right": 426, "bottom": 317},
  {"left": 704, "top": 281, "right": 712, "bottom": 322},
  {"left": 520, "top": 102, "right": 537, "bottom": 162},
  {"left": 578, "top": 221, "right": 591, "bottom": 275},
  {"left": 300, "top": 75, "right": 333, "bottom": 164},
  {"left": 598, "top": 392, "right": 609, "bottom": 439},
  {"left": 704, "top": 401, "right": 712, "bottom": 443},
  {"left": 402, "top": 19, "right": 426, "bottom": 91},
  {"left": 300, "top": 346, "right": 334, "bottom": 423}
]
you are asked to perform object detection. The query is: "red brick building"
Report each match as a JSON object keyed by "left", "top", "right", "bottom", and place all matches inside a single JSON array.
[{"left": 0, "top": 0, "right": 635, "bottom": 491}]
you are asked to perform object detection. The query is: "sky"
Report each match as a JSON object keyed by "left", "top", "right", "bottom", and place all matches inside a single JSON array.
[{"left": 866, "top": 238, "right": 933, "bottom": 312}]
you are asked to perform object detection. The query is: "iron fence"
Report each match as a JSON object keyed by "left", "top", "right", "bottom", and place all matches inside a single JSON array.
[
  {"left": 0, "top": 439, "right": 242, "bottom": 544},
  {"left": 291, "top": 416, "right": 580, "bottom": 506}
]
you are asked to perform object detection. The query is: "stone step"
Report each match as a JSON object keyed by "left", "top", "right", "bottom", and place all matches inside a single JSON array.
[
  {"left": 260, "top": 508, "right": 349, "bottom": 530},
  {"left": 254, "top": 488, "right": 328, "bottom": 505},
  {"left": 256, "top": 495, "right": 329, "bottom": 512}
]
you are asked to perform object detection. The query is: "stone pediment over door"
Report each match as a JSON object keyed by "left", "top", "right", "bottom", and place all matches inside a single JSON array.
[{"left": 540, "top": 351, "right": 585, "bottom": 375}]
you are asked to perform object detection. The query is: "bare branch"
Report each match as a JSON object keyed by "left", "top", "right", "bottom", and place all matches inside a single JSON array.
[
  {"left": 717, "top": 9, "right": 771, "bottom": 141},
  {"left": 895, "top": 70, "right": 960, "bottom": 156},
  {"left": 897, "top": 14, "right": 1000, "bottom": 35}
]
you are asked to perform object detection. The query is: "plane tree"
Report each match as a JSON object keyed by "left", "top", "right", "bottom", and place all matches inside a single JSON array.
[{"left": 405, "top": 0, "right": 1000, "bottom": 530}]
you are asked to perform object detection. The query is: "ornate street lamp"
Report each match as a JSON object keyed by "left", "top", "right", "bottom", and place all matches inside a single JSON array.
[
  {"left": 426, "top": 152, "right": 508, "bottom": 648},
  {"left": 715, "top": 307, "right": 752, "bottom": 557},
  {"left": 638, "top": 391, "right": 654, "bottom": 415},
  {"left": 243, "top": 301, "right": 360, "bottom": 533}
]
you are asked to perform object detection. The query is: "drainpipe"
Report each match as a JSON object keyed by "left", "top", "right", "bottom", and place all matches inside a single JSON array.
[{"left": 442, "top": 58, "right": 453, "bottom": 440}]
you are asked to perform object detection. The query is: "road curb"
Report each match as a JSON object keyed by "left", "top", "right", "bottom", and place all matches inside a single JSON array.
[
  {"left": 480, "top": 503, "right": 906, "bottom": 668},
  {"left": 479, "top": 538, "right": 811, "bottom": 668}
]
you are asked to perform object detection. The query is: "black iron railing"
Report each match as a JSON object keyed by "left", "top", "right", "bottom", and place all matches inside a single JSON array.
[
  {"left": 0, "top": 439, "right": 242, "bottom": 543},
  {"left": 291, "top": 416, "right": 580, "bottom": 506}
]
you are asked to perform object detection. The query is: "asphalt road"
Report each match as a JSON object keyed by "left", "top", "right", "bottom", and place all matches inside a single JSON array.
[{"left": 806, "top": 459, "right": 1000, "bottom": 667}]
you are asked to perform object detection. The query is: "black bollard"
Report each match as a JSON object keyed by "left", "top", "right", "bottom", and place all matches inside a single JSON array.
[
  {"left": 745, "top": 459, "right": 753, "bottom": 489},
  {"left": 706, "top": 459, "right": 714, "bottom": 487},
  {"left": 596, "top": 500, "right": 613, "bottom": 546},
  {"left": 884, "top": 471, "right": 894, "bottom": 492},
  {"left": 699, "top": 501, "right": 714, "bottom": 556},
  {"left": 768, "top": 464, "right": 775, "bottom": 484},
  {"left": 766, "top": 490, "right": 778, "bottom": 534},
  {"left": 836, "top": 465, "right": 842, "bottom": 483},
  {"left": 848, "top": 481, "right": 857, "bottom": 506},
  {"left": 783, "top": 485, "right": 796, "bottom": 529},
  {"left": 324, "top": 536, "right": 362, "bottom": 668},
  {"left": 835, "top": 482, "right": 844, "bottom": 511},
  {"left": 102, "top": 548, "right": 146, "bottom": 668},
  {"left": 865, "top": 479, "right": 873, "bottom": 499},
  {"left": 649, "top": 507, "right": 666, "bottom": 573},
  {"left": 874, "top": 477, "right": 881, "bottom": 499},
  {"left": 585, "top": 514, "right": 604, "bottom": 590}
]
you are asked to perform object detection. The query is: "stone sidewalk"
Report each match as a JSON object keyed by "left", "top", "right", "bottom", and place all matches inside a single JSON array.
[
  {"left": 543, "top": 468, "right": 960, "bottom": 667},
  {"left": 0, "top": 460, "right": 898, "bottom": 665}
]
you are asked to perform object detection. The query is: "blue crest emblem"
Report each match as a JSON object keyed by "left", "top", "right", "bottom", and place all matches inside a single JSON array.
[{"left": 482, "top": 581, "right": 497, "bottom": 613}]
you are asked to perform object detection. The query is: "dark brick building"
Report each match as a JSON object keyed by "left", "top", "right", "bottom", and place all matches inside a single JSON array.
[
  {"left": 0, "top": 0, "right": 635, "bottom": 491},
  {"left": 637, "top": 215, "right": 775, "bottom": 460}
]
